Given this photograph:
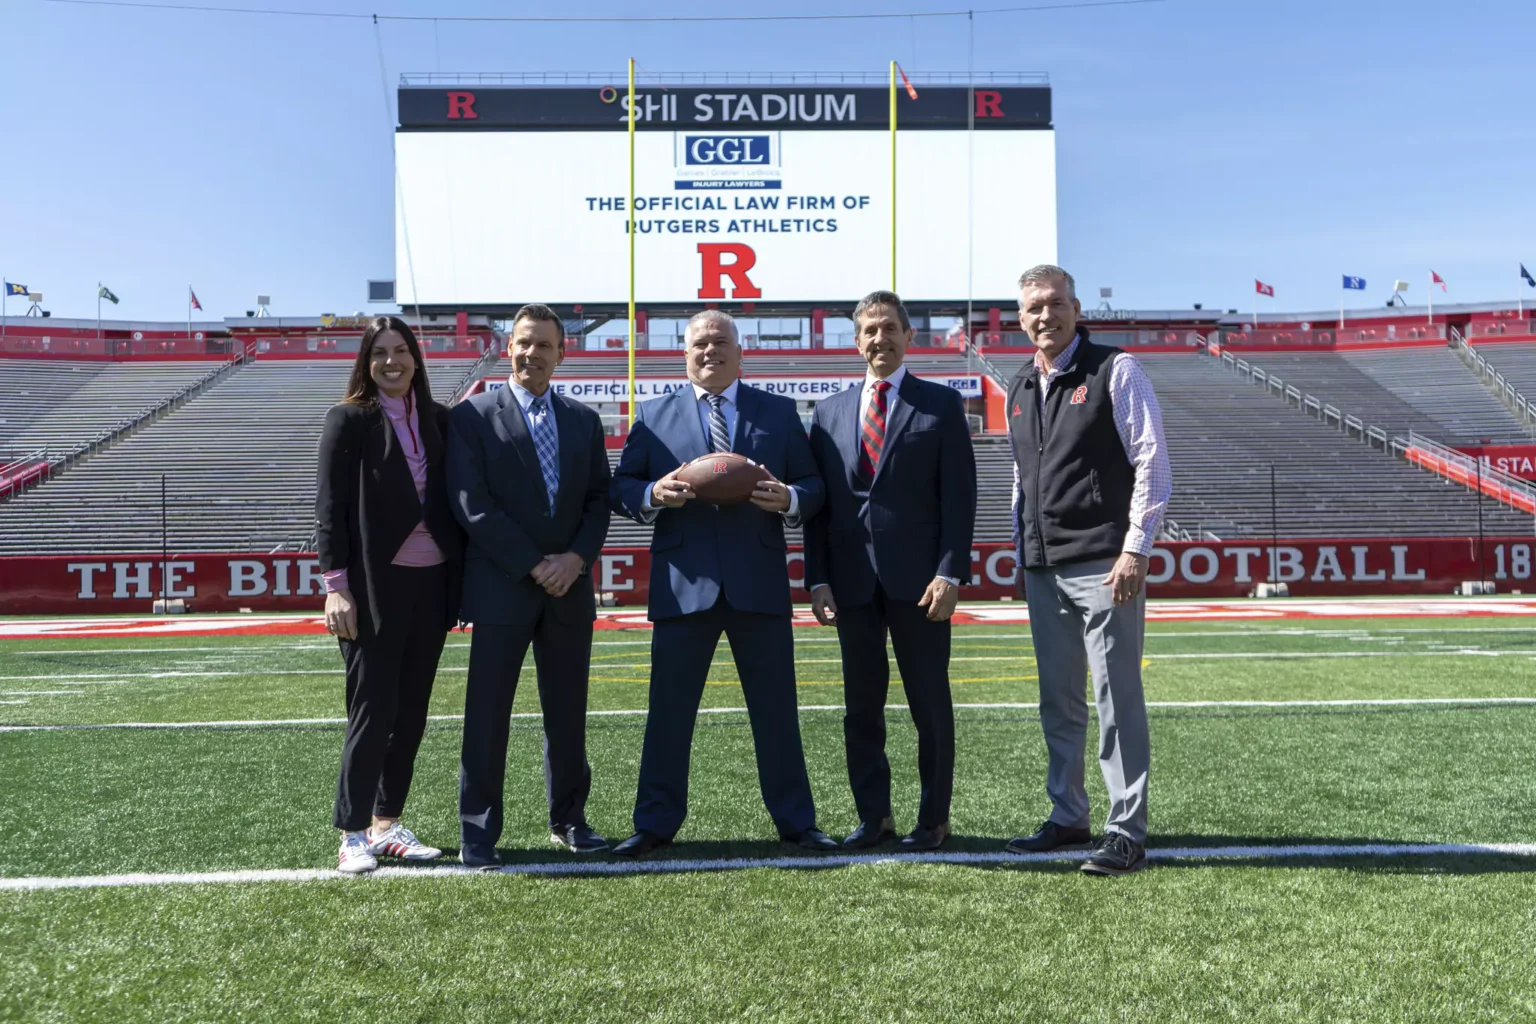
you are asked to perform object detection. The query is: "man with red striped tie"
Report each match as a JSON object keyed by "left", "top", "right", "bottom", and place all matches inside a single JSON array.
[{"left": 805, "top": 290, "right": 978, "bottom": 851}]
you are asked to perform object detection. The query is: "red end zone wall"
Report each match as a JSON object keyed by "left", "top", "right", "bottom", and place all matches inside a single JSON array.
[{"left": 2, "top": 538, "right": 1532, "bottom": 615}]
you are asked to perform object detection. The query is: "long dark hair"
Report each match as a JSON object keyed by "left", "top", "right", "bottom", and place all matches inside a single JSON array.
[{"left": 342, "top": 316, "right": 433, "bottom": 408}]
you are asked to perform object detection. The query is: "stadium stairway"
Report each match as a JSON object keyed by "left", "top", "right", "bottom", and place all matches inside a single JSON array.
[
  {"left": 0, "top": 358, "right": 481, "bottom": 555},
  {"left": 1463, "top": 340, "right": 1536, "bottom": 424}
]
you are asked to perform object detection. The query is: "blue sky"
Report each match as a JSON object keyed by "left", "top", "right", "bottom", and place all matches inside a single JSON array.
[{"left": 2, "top": 0, "right": 1532, "bottom": 321}]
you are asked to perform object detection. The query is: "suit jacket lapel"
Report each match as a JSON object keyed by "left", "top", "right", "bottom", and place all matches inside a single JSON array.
[
  {"left": 834, "top": 385, "right": 863, "bottom": 490},
  {"left": 493, "top": 384, "right": 538, "bottom": 471},
  {"left": 551, "top": 392, "right": 584, "bottom": 512},
  {"left": 871, "top": 372, "right": 917, "bottom": 488},
  {"left": 730, "top": 383, "right": 756, "bottom": 456},
  {"left": 668, "top": 385, "right": 709, "bottom": 464},
  {"left": 372, "top": 407, "right": 417, "bottom": 499}
]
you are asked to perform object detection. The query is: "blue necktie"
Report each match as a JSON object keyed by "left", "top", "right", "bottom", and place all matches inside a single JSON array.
[
  {"left": 707, "top": 394, "right": 731, "bottom": 454},
  {"left": 529, "top": 395, "right": 559, "bottom": 515}
]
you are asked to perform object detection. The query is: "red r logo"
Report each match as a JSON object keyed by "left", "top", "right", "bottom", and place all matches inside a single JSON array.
[
  {"left": 446, "top": 91, "right": 478, "bottom": 119},
  {"left": 713, "top": 461, "right": 728, "bottom": 473},
  {"left": 1069, "top": 386, "right": 1088, "bottom": 405}
]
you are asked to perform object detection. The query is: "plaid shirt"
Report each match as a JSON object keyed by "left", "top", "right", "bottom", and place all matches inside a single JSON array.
[{"left": 1010, "top": 334, "right": 1172, "bottom": 558}]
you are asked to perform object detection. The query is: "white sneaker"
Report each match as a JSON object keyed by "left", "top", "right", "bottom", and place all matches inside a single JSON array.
[
  {"left": 338, "top": 830, "right": 378, "bottom": 874},
  {"left": 367, "top": 822, "right": 442, "bottom": 862}
]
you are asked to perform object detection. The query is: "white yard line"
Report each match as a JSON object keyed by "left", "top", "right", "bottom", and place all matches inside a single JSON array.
[
  {"left": 3, "top": 698, "right": 1532, "bottom": 733},
  {"left": 4, "top": 841, "right": 1534, "bottom": 892},
  {"left": 10, "top": 648, "right": 1535, "bottom": 684},
  {"left": 11, "top": 627, "right": 1534, "bottom": 658}
]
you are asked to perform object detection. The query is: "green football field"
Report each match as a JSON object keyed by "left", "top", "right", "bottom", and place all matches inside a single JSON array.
[{"left": 2, "top": 614, "right": 1535, "bottom": 1022}]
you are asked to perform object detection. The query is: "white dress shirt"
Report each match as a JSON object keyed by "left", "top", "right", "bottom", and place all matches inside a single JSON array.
[
  {"left": 1010, "top": 333, "right": 1172, "bottom": 558},
  {"left": 639, "top": 379, "right": 800, "bottom": 522}
]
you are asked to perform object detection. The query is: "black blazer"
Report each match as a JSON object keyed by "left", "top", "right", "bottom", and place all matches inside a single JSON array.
[
  {"left": 805, "top": 371, "right": 977, "bottom": 604},
  {"left": 446, "top": 384, "right": 611, "bottom": 626},
  {"left": 315, "top": 399, "right": 465, "bottom": 638}
]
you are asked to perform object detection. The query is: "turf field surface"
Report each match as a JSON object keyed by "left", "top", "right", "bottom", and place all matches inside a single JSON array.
[{"left": 2, "top": 606, "right": 1534, "bottom": 1022}]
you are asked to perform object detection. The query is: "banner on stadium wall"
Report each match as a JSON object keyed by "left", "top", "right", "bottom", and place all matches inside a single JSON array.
[
  {"left": 484, "top": 374, "right": 986, "bottom": 401},
  {"left": 1452, "top": 444, "right": 1536, "bottom": 482},
  {"left": 3, "top": 538, "right": 1532, "bottom": 615}
]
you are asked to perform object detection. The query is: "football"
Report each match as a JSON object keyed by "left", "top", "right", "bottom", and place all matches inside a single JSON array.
[{"left": 675, "top": 452, "right": 772, "bottom": 506}]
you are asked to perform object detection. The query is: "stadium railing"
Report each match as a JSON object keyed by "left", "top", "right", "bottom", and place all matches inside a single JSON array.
[
  {"left": 1401, "top": 432, "right": 1536, "bottom": 515},
  {"left": 0, "top": 348, "right": 251, "bottom": 504},
  {"left": 1451, "top": 329, "right": 1536, "bottom": 432},
  {"left": 1204, "top": 344, "right": 1533, "bottom": 510}
]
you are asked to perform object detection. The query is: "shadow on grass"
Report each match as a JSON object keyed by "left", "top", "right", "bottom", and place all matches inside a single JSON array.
[{"left": 429, "top": 831, "right": 1536, "bottom": 878}]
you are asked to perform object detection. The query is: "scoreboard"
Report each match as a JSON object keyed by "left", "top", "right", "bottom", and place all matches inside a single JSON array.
[{"left": 394, "top": 83, "right": 1056, "bottom": 308}]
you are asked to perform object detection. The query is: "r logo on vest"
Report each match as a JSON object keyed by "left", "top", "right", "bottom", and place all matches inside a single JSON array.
[{"left": 1069, "top": 386, "right": 1088, "bottom": 405}]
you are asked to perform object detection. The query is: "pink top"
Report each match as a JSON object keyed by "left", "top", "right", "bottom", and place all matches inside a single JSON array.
[{"left": 323, "top": 390, "right": 445, "bottom": 594}]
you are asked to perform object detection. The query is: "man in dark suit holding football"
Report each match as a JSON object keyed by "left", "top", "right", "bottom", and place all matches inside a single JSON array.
[
  {"left": 608, "top": 309, "right": 836, "bottom": 856},
  {"left": 805, "top": 290, "right": 977, "bottom": 851}
]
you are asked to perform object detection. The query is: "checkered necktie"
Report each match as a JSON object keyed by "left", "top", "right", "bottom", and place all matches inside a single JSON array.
[
  {"left": 706, "top": 393, "right": 731, "bottom": 454},
  {"left": 528, "top": 395, "right": 559, "bottom": 515},
  {"left": 860, "top": 379, "right": 891, "bottom": 479}
]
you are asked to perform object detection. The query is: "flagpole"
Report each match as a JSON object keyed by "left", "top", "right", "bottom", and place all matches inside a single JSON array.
[
  {"left": 187, "top": 287, "right": 192, "bottom": 340},
  {"left": 889, "top": 60, "right": 897, "bottom": 292},
  {"left": 626, "top": 57, "right": 637, "bottom": 429},
  {"left": 97, "top": 283, "right": 102, "bottom": 343},
  {"left": 1427, "top": 271, "right": 1433, "bottom": 326}
]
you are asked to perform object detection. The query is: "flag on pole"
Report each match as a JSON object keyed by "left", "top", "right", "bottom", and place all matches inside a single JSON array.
[
  {"left": 189, "top": 287, "right": 202, "bottom": 311},
  {"left": 98, "top": 285, "right": 119, "bottom": 304},
  {"left": 1521, "top": 264, "right": 1535, "bottom": 288},
  {"left": 1255, "top": 280, "right": 1274, "bottom": 297},
  {"left": 894, "top": 62, "right": 918, "bottom": 100},
  {"left": 5, "top": 281, "right": 27, "bottom": 297},
  {"left": 1342, "top": 275, "right": 1366, "bottom": 290},
  {"left": 1430, "top": 270, "right": 1447, "bottom": 291}
]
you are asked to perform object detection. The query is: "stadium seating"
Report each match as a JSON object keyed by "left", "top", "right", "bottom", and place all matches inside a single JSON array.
[
  {"left": 0, "top": 359, "right": 221, "bottom": 458},
  {"left": 0, "top": 358, "right": 480, "bottom": 555},
  {"left": 1230, "top": 346, "right": 1532, "bottom": 445},
  {"left": 1141, "top": 355, "right": 1533, "bottom": 539},
  {"left": 1471, "top": 342, "right": 1536, "bottom": 405},
  {"left": 4, "top": 344, "right": 1527, "bottom": 558}
]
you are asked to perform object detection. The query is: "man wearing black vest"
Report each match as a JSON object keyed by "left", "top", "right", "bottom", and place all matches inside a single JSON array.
[{"left": 1004, "top": 264, "right": 1171, "bottom": 876}]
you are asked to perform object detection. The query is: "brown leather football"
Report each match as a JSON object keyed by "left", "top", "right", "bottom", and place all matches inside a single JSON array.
[{"left": 676, "top": 452, "right": 771, "bottom": 506}]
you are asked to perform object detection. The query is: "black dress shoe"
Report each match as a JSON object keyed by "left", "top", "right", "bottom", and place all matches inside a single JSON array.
[
  {"left": 1080, "top": 832, "right": 1147, "bottom": 876},
  {"left": 900, "top": 822, "right": 951, "bottom": 851},
  {"left": 780, "top": 827, "right": 839, "bottom": 852},
  {"left": 550, "top": 824, "right": 610, "bottom": 854},
  {"left": 1005, "top": 820, "right": 1093, "bottom": 854},
  {"left": 459, "top": 843, "right": 502, "bottom": 870},
  {"left": 843, "top": 817, "right": 898, "bottom": 850},
  {"left": 611, "top": 831, "right": 672, "bottom": 858}
]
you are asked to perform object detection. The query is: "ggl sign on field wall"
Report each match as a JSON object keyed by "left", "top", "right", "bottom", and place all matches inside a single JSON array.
[{"left": 1, "top": 538, "right": 1531, "bottom": 615}]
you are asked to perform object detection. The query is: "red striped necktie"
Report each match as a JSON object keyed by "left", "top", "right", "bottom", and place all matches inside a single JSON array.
[{"left": 860, "top": 379, "right": 891, "bottom": 479}]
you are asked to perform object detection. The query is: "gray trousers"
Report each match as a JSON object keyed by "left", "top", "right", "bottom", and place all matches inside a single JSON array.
[{"left": 1023, "top": 558, "right": 1150, "bottom": 843}]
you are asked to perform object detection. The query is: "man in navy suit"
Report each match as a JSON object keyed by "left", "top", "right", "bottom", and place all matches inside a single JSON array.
[
  {"left": 447, "top": 303, "right": 611, "bottom": 868},
  {"left": 805, "top": 290, "right": 977, "bottom": 852},
  {"left": 608, "top": 309, "right": 837, "bottom": 856}
]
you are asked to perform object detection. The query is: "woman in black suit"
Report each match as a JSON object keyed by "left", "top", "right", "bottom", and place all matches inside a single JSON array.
[{"left": 316, "top": 316, "right": 464, "bottom": 874}]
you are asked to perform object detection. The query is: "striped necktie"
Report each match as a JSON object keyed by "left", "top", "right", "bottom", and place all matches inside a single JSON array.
[
  {"left": 528, "top": 395, "right": 559, "bottom": 515},
  {"left": 706, "top": 393, "right": 731, "bottom": 454},
  {"left": 860, "top": 379, "right": 891, "bottom": 480}
]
